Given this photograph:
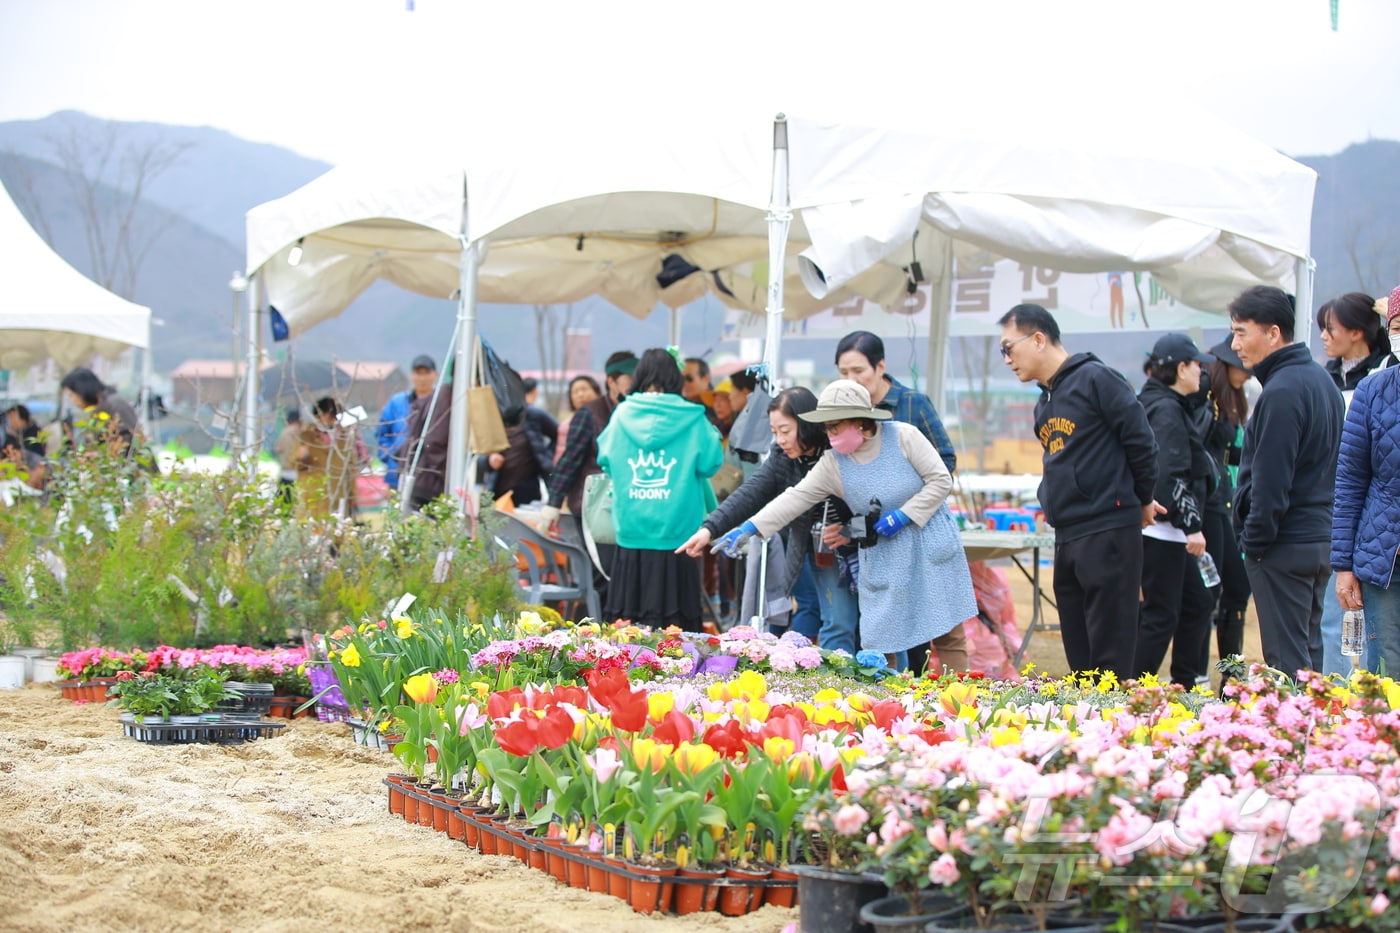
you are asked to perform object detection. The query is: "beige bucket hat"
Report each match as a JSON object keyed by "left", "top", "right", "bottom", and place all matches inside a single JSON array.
[{"left": 798, "top": 379, "right": 893, "bottom": 423}]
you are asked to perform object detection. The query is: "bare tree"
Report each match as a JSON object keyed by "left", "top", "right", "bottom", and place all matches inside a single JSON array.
[
  {"left": 20, "top": 121, "right": 192, "bottom": 300},
  {"left": 1339, "top": 204, "right": 1399, "bottom": 297},
  {"left": 0, "top": 153, "right": 55, "bottom": 243},
  {"left": 532, "top": 302, "right": 576, "bottom": 413}
]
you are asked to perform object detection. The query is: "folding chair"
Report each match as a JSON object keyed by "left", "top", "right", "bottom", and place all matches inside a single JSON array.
[{"left": 492, "top": 513, "right": 602, "bottom": 622}]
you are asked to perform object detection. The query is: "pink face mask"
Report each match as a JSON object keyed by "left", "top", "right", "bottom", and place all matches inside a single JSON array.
[{"left": 829, "top": 424, "right": 865, "bottom": 455}]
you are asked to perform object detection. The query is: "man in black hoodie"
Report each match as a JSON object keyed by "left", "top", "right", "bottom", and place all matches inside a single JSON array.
[
  {"left": 1230, "top": 286, "right": 1344, "bottom": 676},
  {"left": 999, "top": 303, "right": 1160, "bottom": 680}
]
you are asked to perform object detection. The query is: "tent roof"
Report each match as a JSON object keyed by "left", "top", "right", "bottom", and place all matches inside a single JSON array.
[
  {"left": 0, "top": 180, "right": 151, "bottom": 370},
  {"left": 245, "top": 99, "right": 1316, "bottom": 337}
]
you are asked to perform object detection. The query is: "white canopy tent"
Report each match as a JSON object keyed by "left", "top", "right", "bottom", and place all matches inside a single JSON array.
[
  {"left": 246, "top": 100, "right": 1316, "bottom": 498},
  {"left": 785, "top": 97, "right": 1317, "bottom": 409},
  {"left": 0, "top": 180, "right": 153, "bottom": 373}
]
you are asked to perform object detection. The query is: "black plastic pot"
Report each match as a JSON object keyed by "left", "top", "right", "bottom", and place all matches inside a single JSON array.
[
  {"left": 858, "top": 892, "right": 963, "bottom": 931},
  {"left": 791, "top": 864, "right": 888, "bottom": 933}
]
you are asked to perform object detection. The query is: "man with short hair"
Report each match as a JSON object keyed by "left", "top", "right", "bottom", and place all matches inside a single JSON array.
[
  {"left": 998, "top": 303, "right": 1160, "bottom": 680},
  {"left": 1230, "top": 285, "right": 1344, "bottom": 676},
  {"left": 377, "top": 355, "right": 437, "bottom": 489}
]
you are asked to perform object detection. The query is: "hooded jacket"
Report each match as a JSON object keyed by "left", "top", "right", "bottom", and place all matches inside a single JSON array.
[
  {"left": 1138, "top": 378, "right": 1214, "bottom": 536},
  {"left": 598, "top": 392, "right": 723, "bottom": 550},
  {"left": 1034, "top": 352, "right": 1158, "bottom": 541},
  {"left": 1233, "top": 343, "right": 1344, "bottom": 557}
]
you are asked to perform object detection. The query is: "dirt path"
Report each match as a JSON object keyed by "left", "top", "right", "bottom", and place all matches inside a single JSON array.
[{"left": 0, "top": 685, "right": 795, "bottom": 933}]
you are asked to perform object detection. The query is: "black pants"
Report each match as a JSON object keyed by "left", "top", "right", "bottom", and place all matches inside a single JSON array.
[
  {"left": 1244, "top": 540, "right": 1329, "bottom": 677},
  {"left": 1054, "top": 524, "right": 1142, "bottom": 680},
  {"left": 1136, "top": 536, "right": 1217, "bottom": 687},
  {"left": 1202, "top": 506, "right": 1249, "bottom": 662}
]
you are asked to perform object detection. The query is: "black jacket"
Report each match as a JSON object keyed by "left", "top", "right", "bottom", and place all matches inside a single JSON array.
[
  {"left": 1233, "top": 343, "right": 1344, "bottom": 557},
  {"left": 1138, "top": 379, "right": 1213, "bottom": 536},
  {"left": 1324, "top": 346, "right": 1390, "bottom": 394},
  {"left": 1034, "top": 353, "right": 1158, "bottom": 541},
  {"left": 701, "top": 443, "right": 852, "bottom": 593}
]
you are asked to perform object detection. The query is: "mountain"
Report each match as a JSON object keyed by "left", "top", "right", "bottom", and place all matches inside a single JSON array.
[{"left": 1, "top": 111, "right": 1397, "bottom": 387}]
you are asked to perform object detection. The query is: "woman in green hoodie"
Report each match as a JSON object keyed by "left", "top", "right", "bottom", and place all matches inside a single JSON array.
[{"left": 598, "top": 348, "right": 723, "bottom": 630}]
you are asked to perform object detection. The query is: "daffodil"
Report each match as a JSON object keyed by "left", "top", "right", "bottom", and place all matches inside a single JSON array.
[
  {"left": 340, "top": 643, "right": 362, "bottom": 667},
  {"left": 394, "top": 617, "right": 415, "bottom": 639}
]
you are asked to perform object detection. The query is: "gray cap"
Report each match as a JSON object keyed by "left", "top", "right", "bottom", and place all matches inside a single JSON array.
[{"left": 410, "top": 354, "right": 436, "bottom": 372}]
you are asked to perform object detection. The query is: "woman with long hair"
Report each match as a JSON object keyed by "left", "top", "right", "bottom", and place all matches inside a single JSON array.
[
  {"left": 554, "top": 375, "right": 602, "bottom": 463},
  {"left": 598, "top": 348, "right": 722, "bottom": 630},
  {"left": 1316, "top": 292, "right": 1387, "bottom": 675},
  {"left": 1198, "top": 338, "right": 1253, "bottom": 668},
  {"left": 678, "top": 387, "right": 861, "bottom": 653}
]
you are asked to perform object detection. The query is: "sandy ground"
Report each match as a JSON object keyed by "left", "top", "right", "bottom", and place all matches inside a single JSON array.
[
  {"left": 0, "top": 686, "right": 794, "bottom": 933},
  {"left": 0, "top": 569, "right": 1266, "bottom": 933}
]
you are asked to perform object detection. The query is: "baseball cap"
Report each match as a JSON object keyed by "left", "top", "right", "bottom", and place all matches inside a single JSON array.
[
  {"left": 410, "top": 354, "right": 436, "bottom": 371},
  {"left": 1149, "top": 334, "right": 1213, "bottom": 367}
]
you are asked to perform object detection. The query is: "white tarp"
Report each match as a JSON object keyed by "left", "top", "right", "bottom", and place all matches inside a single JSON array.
[{"left": 0, "top": 180, "right": 151, "bottom": 370}]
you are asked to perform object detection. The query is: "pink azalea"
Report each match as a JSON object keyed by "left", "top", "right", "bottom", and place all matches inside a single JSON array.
[
  {"left": 928, "top": 853, "right": 960, "bottom": 886},
  {"left": 832, "top": 803, "right": 869, "bottom": 836}
]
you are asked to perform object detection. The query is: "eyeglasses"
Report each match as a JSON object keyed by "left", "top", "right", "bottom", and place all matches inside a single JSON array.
[
  {"left": 683, "top": 374, "right": 698, "bottom": 382},
  {"left": 1000, "top": 334, "right": 1035, "bottom": 358}
]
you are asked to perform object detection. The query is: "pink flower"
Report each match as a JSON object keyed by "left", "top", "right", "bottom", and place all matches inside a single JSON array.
[
  {"left": 832, "top": 803, "right": 870, "bottom": 836},
  {"left": 928, "top": 853, "right": 960, "bottom": 886},
  {"left": 1372, "top": 894, "right": 1391, "bottom": 915},
  {"left": 585, "top": 748, "right": 622, "bottom": 783}
]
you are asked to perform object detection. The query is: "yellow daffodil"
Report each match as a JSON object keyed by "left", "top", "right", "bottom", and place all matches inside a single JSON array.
[
  {"left": 394, "top": 618, "right": 415, "bottom": 639},
  {"left": 469, "top": 680, "right": 490, "bottom": 697},
  {"left": 403, "top": 672, "right": 439, "bottom": 704},
  {"left": 340, "top": 644, "right": 362, "bottom": 667}
]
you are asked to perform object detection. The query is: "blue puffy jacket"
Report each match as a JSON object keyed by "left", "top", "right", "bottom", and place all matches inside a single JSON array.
[{"left": 1331, "top": 366, "right": 1400, "bottom": 587}]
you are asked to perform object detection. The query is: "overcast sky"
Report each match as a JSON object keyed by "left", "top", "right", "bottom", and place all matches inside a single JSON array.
[{"left": 1, "top": 0, "right": 1397, "bottom": 164}]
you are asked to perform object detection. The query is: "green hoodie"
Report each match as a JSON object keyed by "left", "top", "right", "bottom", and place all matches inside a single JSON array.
[{"left": 597, "top": 392, "right": 722, "bottom": 550}]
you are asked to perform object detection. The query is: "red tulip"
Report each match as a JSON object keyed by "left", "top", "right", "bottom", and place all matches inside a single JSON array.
[
  {"left": 494, "top": 706, "right": 577, "bottom": 756},
  {"left": 651, "top": 709, "right": 696, "bottom": 747},
  {"left": 701, "top": 720, "right": 752, "bottom": 759},
  {"left": 871, "top": 700, "right": 907, "bottom": 731},
  {"left": 487, "top": 687, "right": 527, "bottom": 721}
]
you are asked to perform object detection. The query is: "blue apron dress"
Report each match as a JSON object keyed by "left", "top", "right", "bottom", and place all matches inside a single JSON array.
[{"left": 836, "top": 423, "right": 978, "bottom": 653}]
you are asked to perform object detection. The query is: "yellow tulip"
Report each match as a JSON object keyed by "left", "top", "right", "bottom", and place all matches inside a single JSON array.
[
  {"left": 787, "top": 752, "right": 816, "bottom": 782},
  {"left": 404, "top": 672, "right": 439, "bottom": 704},
  {"left": 733, "top": 670, "right": 768, "bottom": 700},
  {"left": 813, "top": 706, "right": 848, "bottom": 727},
  {"left": 939, "top": 682, "right": 978, "bottom": 716},
  {"left": 1384, "top": 679, "right": 1400, "bottom": 711},
  {"left": 630, "top": 737, "right": 672, "bottom": 772},
  {"left": 732, "top": 698, "right": 771, "bottom": 723},
  {"left": 812, "top": 688, "right": 843, "bottom": 705},
  {"left": 990, "top": 726, "right": 1022, "bottom": 748},
  {"left": 762, "top": 735, "right": 795, "bottom": 760},
  {"left": 706, "top": 681, "right": 732, "bottom": 703},
  {"left": 648, "top": 692, "right": 675, "bottom": 721},
  {"left": 846, "top": 692, "right": 874, "bottom": 713},
  {"left": 673, "top": 742, "right": 719, "bottom": 774},
  {"left": 340, "top": 644, "right": 362, "bottom": 668}
]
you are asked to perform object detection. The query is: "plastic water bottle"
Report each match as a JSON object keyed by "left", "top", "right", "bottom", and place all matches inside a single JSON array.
[
  {"left": 1198, "top": 553, "right": 1221, "bottom": 588},
  {"left": 1341, "top": 610, "right": 1366, "bottom": 658}
]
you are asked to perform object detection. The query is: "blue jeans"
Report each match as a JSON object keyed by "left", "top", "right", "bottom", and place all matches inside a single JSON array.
[
  {"left": 1360, "top": 580, "right": 1400, "bottom": 675},
  {"left": 1319, "top": 573, "right": 1351, "bottom": 676},
  {"left": 789, "top": 560, "right": 823, "bottom": 641},
  {"left": 811, "top": 554, "right": 860, "bottom": 656}
]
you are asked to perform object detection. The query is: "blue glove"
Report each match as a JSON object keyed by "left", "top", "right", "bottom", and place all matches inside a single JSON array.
[
  {"left": 873, "top": 509, "right": 912, "bottom": 539},
  {"left": 712, "top": 520, "right": 758, "bottom": 557}
]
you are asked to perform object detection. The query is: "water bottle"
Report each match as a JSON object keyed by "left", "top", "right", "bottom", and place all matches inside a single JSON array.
[
  {"left": 1341, "top": 609, "right": 1365, "bottom": 658},
  {"left": 1197, "top": 552, "right": 1221, "bottom": 588}
]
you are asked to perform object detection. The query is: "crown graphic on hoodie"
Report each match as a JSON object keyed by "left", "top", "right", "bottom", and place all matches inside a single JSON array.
[{"left": 628, "top": 449, "right": 677, "bottom": 488}]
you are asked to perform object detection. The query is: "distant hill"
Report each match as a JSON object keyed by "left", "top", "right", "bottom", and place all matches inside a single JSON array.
[{"left": 1, "top": 111, "right": 1396, "bottom": 386}]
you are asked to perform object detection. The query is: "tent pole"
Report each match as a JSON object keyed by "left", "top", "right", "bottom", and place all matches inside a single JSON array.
[
  {"left": 925, "top": 236, "right": 954, "bottom": 417},
  {"left": 669, "top": 306, "right": 682, "bottom": 349},
  {"left": 446, "top": 173, "right": 478, "bottom": 519},
  {"left": 761, "top": 114, "right": 791, "bottom": 389},
  {"left": 1295, "top": 257, "right": 1314, "bottom": 351},
  {"left": 140, "top": 331, "right": 155, "bottom": 442},
  {"left": 243, "top": 273, "right": 262, "bottom": 482}
]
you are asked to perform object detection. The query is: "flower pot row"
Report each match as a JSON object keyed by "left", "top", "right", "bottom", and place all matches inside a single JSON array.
[
  {"left": 267, "top": 696, "right": 311, "bottom": 719},
  {"left": 55, "top": 678, "right": 119, "bottom": 702},
  {"left": 383, "top": 775, "right": 797, "bottom": 916}
]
